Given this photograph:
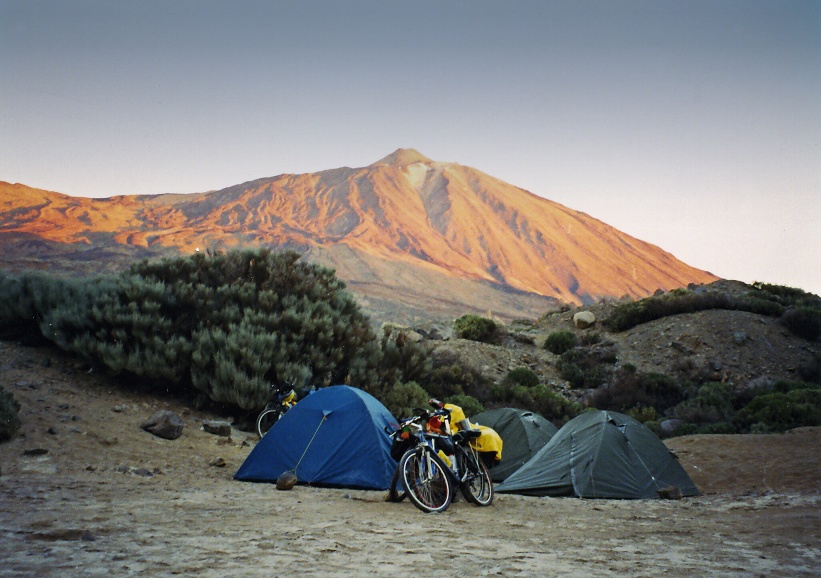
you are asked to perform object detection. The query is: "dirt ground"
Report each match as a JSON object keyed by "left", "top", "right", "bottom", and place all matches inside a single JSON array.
[{"left": 1, "top": 341, "right": 819, "bottom": 577}]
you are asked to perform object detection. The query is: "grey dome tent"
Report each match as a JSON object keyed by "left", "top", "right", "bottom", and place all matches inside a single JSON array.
[
  {"left": 471, "top": 408, "right": 558, "bottom": 482},
  {"left": 496, "top": 410, "right": 699, "bottom": 499}
]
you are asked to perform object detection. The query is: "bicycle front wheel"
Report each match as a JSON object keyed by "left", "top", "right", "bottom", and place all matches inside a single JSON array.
[
  {"left": 458, "top": 448, "right": 494, "bottom": 506},
  {"left": 401, "top": 448, "right": 452, "bottom": 513},
  {"left": 256, "top": 408, "right": 281, "bottom": 438}
]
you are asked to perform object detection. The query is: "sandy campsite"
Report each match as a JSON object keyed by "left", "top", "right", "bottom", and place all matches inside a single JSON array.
[{"left": 1, "top": 340, "right": 819, "bottom": 577}]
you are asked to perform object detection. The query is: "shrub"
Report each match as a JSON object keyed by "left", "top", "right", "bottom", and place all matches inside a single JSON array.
[
  {"left": 672, "top": 382, "right": 735, "bottom": 425},
  {"left": 380, "top": 381, "right": 431, "bottom": 419},
  {"left": 444, "top": 394, "right": 484, "bottom": 418},
  {"left": 491, "top": 382, "right": 581, "bottom": 426},
  {"left": 557, "top": 346, "right": 616, "bottom": 389},
  {"left": 453, "top": 315, "right": 499, "bottom": 344},
  {"left": 0, "top": 385, "right": 22, "bottom": 442},
  {"left": 543, "top": 331, "right": 577, "bottom": 355},
  {"left": 780, "top": 307, "right": 821, "bottom": 341},
  {"left": 1, "top": 249, "right": 389, "bottom": 415},
  {"left": 734, "top": 389, "right": 821, "bottom": 433},
  {"left": 589, "top": 369, "right": 682, "bottom": 414},
  {"left": 505, "top": 367, "right": 540, "bottom": 388},
  {"left": 604, "top": 288, "right": 789, "bottom": 332},
  {"left": 425, "top": 351, "right": 490, "bottom": 402}
]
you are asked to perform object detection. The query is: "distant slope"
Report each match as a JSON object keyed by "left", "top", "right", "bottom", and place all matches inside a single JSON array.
[{"left": 0, "top": 149, "right": 718, "bottom": 321}]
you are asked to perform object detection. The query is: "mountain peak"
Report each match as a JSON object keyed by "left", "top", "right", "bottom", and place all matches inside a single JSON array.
[{"left": 373, "top": 148, "right": 433, "bottom": 167}]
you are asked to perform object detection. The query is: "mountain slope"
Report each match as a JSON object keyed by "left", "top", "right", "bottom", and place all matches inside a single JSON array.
[{"left": 0, "top": 149, "right": 718, "bottom": 320}]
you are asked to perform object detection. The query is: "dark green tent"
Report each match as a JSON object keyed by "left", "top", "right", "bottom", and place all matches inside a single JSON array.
[
  {"left": 471, "top": 408, "right": 558, "bottom": 482},
  {"left": 495, "top": 410, "right": 699, "bottom": 499}
]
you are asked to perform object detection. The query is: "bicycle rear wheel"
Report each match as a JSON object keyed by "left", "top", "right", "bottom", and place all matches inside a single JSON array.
[
  {"left": 401, "top": 448, "right": 452, "bottom": 513},
  {"left": 256, "top": 408, "right": 281, "bottom": 438},
  {"left": 458, "top": 447, "right": 494, "bottom": 506}
]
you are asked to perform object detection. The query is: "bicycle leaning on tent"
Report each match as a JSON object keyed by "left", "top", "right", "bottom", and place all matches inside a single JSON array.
[
  {"left": 255, "top": 382, "right": 310, "bottom": 438},
  {"left": 386, "top": 400, "right": 494, "bottom": 513}
]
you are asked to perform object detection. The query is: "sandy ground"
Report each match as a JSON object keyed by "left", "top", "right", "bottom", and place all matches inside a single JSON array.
[{"left": 1, "top": 341, "right": 820, "bottom": 577}]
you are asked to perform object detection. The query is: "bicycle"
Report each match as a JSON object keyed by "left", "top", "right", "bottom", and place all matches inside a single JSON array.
[
  {"left": 255, "top": 382, "right": 300, "bottom": 438},
  {"left": 387, "top": 401, "right": 494, "bottom": 513}
]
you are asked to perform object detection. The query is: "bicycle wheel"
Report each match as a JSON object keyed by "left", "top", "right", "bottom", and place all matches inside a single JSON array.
[
  {"left": 401, "top": 448, "right": 452, "bottom": 513},
  {"left": 387, "top": 462, "right": 407, "bottom": 502},
  {"left": 458, "top": 447, "right": 494, "bottom": 506},
  {"left": 256, "top": 408, "right": 281, "bottom": 438}
]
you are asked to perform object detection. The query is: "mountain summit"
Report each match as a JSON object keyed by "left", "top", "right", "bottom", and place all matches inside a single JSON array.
[{"left": 0, "top": 150, "right": 717, "bottom": 320}]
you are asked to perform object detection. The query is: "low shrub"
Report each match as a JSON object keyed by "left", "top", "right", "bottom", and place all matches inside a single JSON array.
[
  {"left": 734, "top": 389, "right": 821, "bottom": 433},
  {"left": 379, "top": 381, "right": 431, "bottom": 419},
  {"left": 0, "top": 385, "right": 22, "bottom": 442},
  {"left": 543, "top": 331, "right": 577, "bottom": 355},
  {"left": 444, "top": 394, "right": 484, "bottom": 418},
  {"left": 453, "top": 315, "right": 499, "bottom": 344},
  {"left": 780, "top": 307, "right": 821, "bottom": 341},
  {"left": 491, "top": 382, "right": 581, "bottom": 426},
  {"left": 589, "top": 369, "right": 682, "bottom": 414},
  {"left": 557, "top": 346, "right": 616, "bottom": 389},
  {"left": 604, "top": 288, "right": 790, "bottom": 332},
  {"left": 505, "top": 367, "right": 540, "bottom": 388},
  {"left": 672, "top": 382, "right": 735, "bottom": 425}
]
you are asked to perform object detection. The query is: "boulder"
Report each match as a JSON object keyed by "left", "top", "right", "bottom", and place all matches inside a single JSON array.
[
  {"left": 140, "top": 410, "right": 184, "bottom": 440},
  {"left": 202, "top": 420, "right": 232, "bottom": 437},
  {"left": 573, "top": 311, "right": 596, "bottom": 329}
]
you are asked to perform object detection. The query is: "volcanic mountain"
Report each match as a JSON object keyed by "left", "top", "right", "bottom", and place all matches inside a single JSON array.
[{"left": 0, "top": 149, "right": 717, "bottom": 322}]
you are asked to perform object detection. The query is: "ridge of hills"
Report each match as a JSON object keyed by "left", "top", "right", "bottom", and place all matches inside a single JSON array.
[{"left": 0, "top": 148, "right": 718, "bottom": 323}]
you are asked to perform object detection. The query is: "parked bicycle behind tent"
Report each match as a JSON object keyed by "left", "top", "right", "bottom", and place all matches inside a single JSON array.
[
  {"left": 387, "top": 399, "right": 497, "bottom": 513},
  {"left": 256, "top": 382, "right": 315, "bottom": 438}
]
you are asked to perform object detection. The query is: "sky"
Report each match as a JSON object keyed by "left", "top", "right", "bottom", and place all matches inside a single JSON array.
[{"left": 2, "top": 0, "right": 819, "bottom": 294}]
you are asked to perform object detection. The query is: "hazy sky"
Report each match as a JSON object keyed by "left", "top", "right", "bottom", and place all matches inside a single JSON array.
[{"left": 2, "top": 1, "right": 819, "bottom": 294}]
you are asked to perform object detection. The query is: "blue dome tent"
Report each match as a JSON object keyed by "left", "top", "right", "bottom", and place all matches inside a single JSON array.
[{"left": 234, "top": 385, "right": 397, "bottom": 490}]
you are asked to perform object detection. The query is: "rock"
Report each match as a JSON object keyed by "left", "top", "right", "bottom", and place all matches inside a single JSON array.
[
  {"left": 733, "top": 331, "right": 748, "bottom": 345},
  {"left": 202, "top": 420, "right": 232, "bottom": 437},
  {"left": 209, "top": 457, "right": 227, "bottom": 468},
  {"left": 659, "top": 419, "right": 684, "bottom": 437},
  {"left": 140, "top": 410, "right": 184, "bottom": 440},
  {"left": 573, "top": 311, "right": 596, "bottom": 329},
  {"left": 276, "top": 471, "right": 298, "bottom": 491},
  {"left": 657, "top": 485, "right": 683, "bottom": 500},
  {"left": 133, "top": 468, "right": 153, "bottom": 477},
  {"left": 23, "top": 448, "right": 49, "bottom": 456}
]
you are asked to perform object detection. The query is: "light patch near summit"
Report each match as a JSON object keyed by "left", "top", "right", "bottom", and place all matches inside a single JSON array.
[{"left": 404, "top": 162, "right": 431, "bottom": 190}]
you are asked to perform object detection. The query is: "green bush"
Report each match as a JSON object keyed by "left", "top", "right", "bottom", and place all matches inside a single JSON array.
[
  {"left": 672, "top": 382, "right": 735, "bottom": 425},
  {"left": 491, "top": 382, "right": 581, "bottom": 426},
  {"left": 604, "top": 288, "right": 788, "bottom": 332},
  {"left": 0, "top": 249, "right": 395, "bottom": 415},
  {"left": 734, "top": 389, "right": 821, "bottom": 433},
  {"left": 557, "top": 346, "right": 615, "bottom": 389},
  {"left": 453, "top": 315, "right": 499, "bottom": 344},
  {"left": 380, "top": 381, "right": 431, "bottom": 419},
  {"left": 780, "top": 307, "right": 821, "bottom": 341},
  {"left": 444, "top": 394, "right": 484, "bottom": 418},
  {"left": 543, "top": 331, "right": 577, "bottom": 355},
  {"left": 0, "top": 385, "right": 22, "bottom": 442},
  {"left": 589, "top": 369, "right": 682, "bottom": 414},
  {"left": 425, "top": 351, "right": 490, "bottom": 402},
  {"left": 505, "top": 367, "right": 540, "bottom": 388}
]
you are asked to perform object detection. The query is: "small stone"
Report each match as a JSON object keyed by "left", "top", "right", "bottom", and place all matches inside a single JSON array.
[
  {"left": 132, "top": 468, "right": 153, "bottom": 477},
  {"left": 209, "top": 457, "right": 227, "bottom": 468},
  {"left": 202, "top": 420, "right": 233, "bottom": 437},
  {"left": 23, "top": 448, "right": 49, "bottom": 456}
]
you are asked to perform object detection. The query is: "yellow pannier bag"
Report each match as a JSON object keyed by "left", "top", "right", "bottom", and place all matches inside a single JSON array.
[
  {"left": 472, "top": 425, "right": 503, "bottom": 463},
  {"left": 443, "top": 403, "right": 502, "bottom": 463}
]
